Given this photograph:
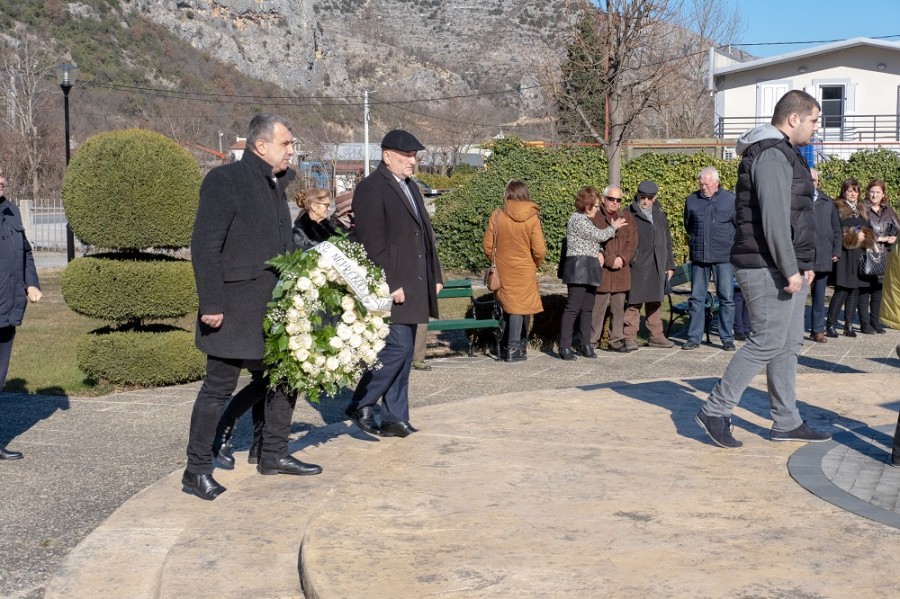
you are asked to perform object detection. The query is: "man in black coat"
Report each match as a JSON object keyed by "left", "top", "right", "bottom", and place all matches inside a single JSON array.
[
  {"left": 808, "top": 168, "right": 841, "bottom": 343},
  {"left": 182, "top": 114, "right": 321, "bottom": 501},
  {"left": 346, "top": 130, "right": 443, "bottom": 438}
]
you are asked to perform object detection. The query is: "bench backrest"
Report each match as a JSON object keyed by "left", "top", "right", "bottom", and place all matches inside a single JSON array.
[
  {"left": 669, "top": 263, "right": 691, "bottom": 289},
  {"left": 437, "top": 286, "right": 475, "bottom": 300}
]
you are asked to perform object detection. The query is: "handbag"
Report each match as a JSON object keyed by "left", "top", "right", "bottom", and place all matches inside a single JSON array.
[
  {"left": 484, "top": 210, "right": 501, "bottom": 291},
  {"left": 860, "top": 246, "right": 887, "bottom": 277}
]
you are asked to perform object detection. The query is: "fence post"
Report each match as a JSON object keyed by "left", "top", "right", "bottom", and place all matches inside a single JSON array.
[{"left": 19, "top": 200, "right": 34, "bottom": 243}]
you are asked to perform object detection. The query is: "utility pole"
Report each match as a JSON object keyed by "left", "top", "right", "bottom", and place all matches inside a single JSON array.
[{"left": 363, "top": 90, "right": 371, "bottom": 176}]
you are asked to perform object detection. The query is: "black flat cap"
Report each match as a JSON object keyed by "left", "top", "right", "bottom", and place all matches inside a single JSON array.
[
  {"left": 637, "top": 180, "right": 659, "bottom": 196},
  {"left": 381, "top": 129, "right": 425, "bottom": 152}
]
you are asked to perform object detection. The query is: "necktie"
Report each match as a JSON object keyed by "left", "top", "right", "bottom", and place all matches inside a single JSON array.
[{"left": 401, "top": 180, "right": 421, "bottom": 221}]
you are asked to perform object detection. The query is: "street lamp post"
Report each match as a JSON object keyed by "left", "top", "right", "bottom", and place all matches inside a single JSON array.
[{"left": 54, "top": 63, "right": 77, "bottom": 262}]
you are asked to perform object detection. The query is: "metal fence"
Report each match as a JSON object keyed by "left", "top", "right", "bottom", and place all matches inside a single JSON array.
[
  {"left": 13, "top": 197, "right": 78, "bottom": 252},
  {"left": 714, "top": 114, "right": 900, "bottom": 142}
]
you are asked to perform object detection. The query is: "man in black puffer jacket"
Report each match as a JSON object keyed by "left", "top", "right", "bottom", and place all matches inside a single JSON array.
[{"left": 696, "top": 90, "right": 831, "bottom": 449}]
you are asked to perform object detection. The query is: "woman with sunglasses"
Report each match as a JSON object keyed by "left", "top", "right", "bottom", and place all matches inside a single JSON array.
[{"left": 558, "top": 186, "right": 626, "bottom": 360}]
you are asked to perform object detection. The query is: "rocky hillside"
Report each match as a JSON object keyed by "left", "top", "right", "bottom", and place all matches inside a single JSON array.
[{"left": 129, "top": 0, "right": 564, "bottom": 114}]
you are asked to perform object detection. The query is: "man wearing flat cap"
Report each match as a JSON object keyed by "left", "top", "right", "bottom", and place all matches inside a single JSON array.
[
  {"left": 345, "top": 129, "right": 443, "bottom": 438},
  {"left": 624, "top": 180, "right": 676, "bottom": 350}
]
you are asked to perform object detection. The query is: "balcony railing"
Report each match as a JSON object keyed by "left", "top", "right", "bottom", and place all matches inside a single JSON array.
[{"left": 714, "top": 114, "right": 900, "bottom": 142}]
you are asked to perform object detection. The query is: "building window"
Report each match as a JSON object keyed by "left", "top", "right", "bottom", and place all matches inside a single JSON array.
[{"left": 821, "top": 85, "right": 844, "bottom": 128}]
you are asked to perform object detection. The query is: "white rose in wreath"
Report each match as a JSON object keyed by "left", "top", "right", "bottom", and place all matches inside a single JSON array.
[
  {"left": 325, "top": 356, "right": 340, "bottom": 371},
  {"left": 337, "top": 323, "right": 353, "bottom": 340},
  {"left": 348, "top": 334, "right": 363, "bottom": 348},
  {"left": 341, "top": 295, "right": 356, "bottom": 311},
  {"left": 293, "top": 348, "right": 310, "bottom": 363},
  {"left": 329, "top": 336, "right": 344, "bottom": 350},
  {"left": 342, "top": 311, "right": 357, "bottom": 324},
  {"left": 296, "top": 277, "right": 312, "bottom": 291}
]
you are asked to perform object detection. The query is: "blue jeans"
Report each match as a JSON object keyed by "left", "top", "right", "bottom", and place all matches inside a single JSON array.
[
  {"left": 702, "top": 267, "right": 805, "bottom": 433},
  {"left": 809, "top": 271, "right": 830, "bottom": 334},
  {"left": 688, "top": 261, "right": 734, "bottom": 344}
]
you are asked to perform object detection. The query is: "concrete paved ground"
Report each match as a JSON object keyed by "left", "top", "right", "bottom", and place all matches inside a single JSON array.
[
  {"left": 32, "top": 346, "right": 900, "bottom": 598},
  {"left": 4, "top": 253, "right": 900, "bottom": 597}
]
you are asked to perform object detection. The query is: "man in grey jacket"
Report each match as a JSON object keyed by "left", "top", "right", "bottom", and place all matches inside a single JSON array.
[{"left": 695, "top": 90, "right": 831, "bottom": 449}]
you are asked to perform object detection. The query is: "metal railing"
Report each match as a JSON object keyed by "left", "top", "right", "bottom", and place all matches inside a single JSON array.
[
  {"left": 714, "top": 114, "right": 900, "bottom": 142},
  {"left": 14, "top": 198, "right": 81, "bottom": 252}
]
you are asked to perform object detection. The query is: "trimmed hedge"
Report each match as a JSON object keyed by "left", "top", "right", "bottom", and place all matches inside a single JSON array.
[
  {"left": 77, "top": 328, "right": 206, "bottom": 387},
  {"left": 433, "top": 139, "right": 900, "bottom": 272},
  {"left": 61, "top": 254, "right": 197, "bottom": 322},
  {"left": 62, "top": 128, "right": 201, "bottom": 249}
]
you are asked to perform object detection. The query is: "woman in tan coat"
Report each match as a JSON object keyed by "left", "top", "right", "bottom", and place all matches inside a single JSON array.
[{"left": 482, "top": 180, "right": 546, "bottom": 361}]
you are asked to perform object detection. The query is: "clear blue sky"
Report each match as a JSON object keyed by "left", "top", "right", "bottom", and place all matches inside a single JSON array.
[{"left": 734, "top": 0, "right": 900, "bottom": 58}]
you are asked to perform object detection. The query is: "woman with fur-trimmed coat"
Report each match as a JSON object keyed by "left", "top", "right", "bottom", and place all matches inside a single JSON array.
[{"left": 826, "top": 178, "right": 876, "bottom": 337}]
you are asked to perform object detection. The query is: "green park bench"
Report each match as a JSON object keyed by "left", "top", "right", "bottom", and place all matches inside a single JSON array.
[
  {"left": 427, "top": 278, "right": 503, "bottom": 357},
  {"left": 665, "top": 263, "right": 720, "bottom": 344}
]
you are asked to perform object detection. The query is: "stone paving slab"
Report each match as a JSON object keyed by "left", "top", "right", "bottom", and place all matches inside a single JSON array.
[{"left": 44, "top": 372, "right": 900, "bottom": 598}]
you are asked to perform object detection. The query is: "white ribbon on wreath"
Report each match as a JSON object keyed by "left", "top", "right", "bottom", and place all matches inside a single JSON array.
[{"left": 312, "top": 241, "right": 393, "bottom": 315}]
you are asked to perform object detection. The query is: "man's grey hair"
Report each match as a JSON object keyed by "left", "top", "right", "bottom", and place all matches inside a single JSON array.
[
  {"left": 247, "top": 114, "right": 293, "bottom": 148},
  {"left": 699, "top": 166, "right": 719, "bottom": 182}
]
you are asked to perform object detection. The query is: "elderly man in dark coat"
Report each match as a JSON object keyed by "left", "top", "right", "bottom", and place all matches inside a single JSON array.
[
  {"left": 345, "top": 130, "right": 443, "bottom": 438},
  {"left": 623, "top": 180, "right": 676, "bottom": 349},
  {"left": 183, "top": 114, "right": 321, "bottom": 501}
]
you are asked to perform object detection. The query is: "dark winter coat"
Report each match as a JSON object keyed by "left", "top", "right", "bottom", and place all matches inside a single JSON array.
[
  {"left": 811, "top": 189, "right": 842, "bottom": 273},
  {"left": 627, "top": 198, "right": 675, "bottom": 305},
  {"left": 292, "top": 211, "right": 348, "bottom": 250},
  {"left": 867, "top": 203, "right": 900, "bottom": 254},
  {"left": 683, "top": 187, "right": 736, "bottom": 264},
  {"left": 353, "top": 162, "right": 443, "bottom": 324},
  {"left": 191, "top": 150, "right": 295, "bottom": 360},
  {"left": 831, "top": 199, "right": 875, "bottom": 289},
  {"left": 0, "top": 198, "right": 39, "bottom": 328},
  {"left": 591, "top": 207, "right": 637, "bottom": 294}
]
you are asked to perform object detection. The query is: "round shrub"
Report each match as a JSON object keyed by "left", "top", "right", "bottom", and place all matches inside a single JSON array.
[
  {"left": 61, "top": 254, "right": 197, "bottom": 322},
  {"left": 77, "top": 328, "right": 206, "bottom": 386},
  {"left": 62, "top": 128, "right": 201, "bottom": 249}
]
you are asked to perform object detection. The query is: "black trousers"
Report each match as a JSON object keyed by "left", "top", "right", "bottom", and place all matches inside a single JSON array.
[
  {"left": 827, "top": 286, "right": 859, "bottom": 330},
  {"left": 560, "top": 284, "right": 595, "bottom": 350},
  {"left": 185, "top": 356, "right": 295, "bottom": 474},
  {"left": 0, "top": 326, "right": 15, "bottom": 391}
]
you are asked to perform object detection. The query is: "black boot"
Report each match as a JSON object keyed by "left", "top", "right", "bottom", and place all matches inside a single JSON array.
[
  {"left": 213, "top": 423, "right": 236, "bottom": 470},
  {"left": 0, "top": 446, "right": 23, "bottom": 460},
  {"left": 247, "top": 400, "right": 265, "bottom": 464},
  {"left": 502, "top": 341, "right": 526, "bottom": 362}
]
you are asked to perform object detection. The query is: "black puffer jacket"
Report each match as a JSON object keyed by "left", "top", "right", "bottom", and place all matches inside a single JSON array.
[{"left": 0, "top": 198, "right": 39, "bottom": 328}]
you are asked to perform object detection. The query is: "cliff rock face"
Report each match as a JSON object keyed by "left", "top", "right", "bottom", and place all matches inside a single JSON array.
[{"left": 127, "top": 0, "right": 563, "bottom": 110}]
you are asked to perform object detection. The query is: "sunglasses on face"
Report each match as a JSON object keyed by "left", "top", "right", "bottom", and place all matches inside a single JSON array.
[{"left": 605, "top": 196, "right": 622, "bottom": 203}]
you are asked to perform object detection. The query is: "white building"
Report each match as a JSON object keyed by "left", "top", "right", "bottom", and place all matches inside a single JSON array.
[{"left": 709, "top": 37, "right": 900, "bottom": 159}]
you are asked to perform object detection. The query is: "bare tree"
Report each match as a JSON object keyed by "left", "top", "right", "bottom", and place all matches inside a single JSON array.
[
  {"left": 550, "top": 0, "right": 745, "bottom": 185},
  {"left": 0, "top": 35, "right": 60, "bottom": 200}
]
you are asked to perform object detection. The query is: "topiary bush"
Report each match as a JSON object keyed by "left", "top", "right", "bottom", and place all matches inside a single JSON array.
[
  {"left": 62, "top": 128, "right": 201, "bottom": 249},
  {"left": 61, "top": 254, "right": 197, "bottom": 322},
  {"left": 77, "top": 328, "right": 206, "bottom": 386},
  {"left": 61, "top": 128, "right": 203, "bottom": 387}
]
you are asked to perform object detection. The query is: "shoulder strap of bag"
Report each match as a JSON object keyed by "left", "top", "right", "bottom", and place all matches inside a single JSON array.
[{"left": 490, "top": 209, "right": 500, "bottom": 264}]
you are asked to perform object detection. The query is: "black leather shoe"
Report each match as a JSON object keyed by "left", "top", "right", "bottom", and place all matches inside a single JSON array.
[
  {"left": 0, "top": 447, "right": 23, "bottom": 460},
  {"left": 825, "top": 324, "right": 839, "bottom": 338},
  {"left": 380, "top": 421, "right": 415, "bottom": 438},
  {"left": 257, "top": 455, "right": 323, "bottom": 476},
  {"left": 182, "top": 470, "right": 226, "bottom": 501},
  {"left": 558, "top": 347, "right": 577, "bottom": 360},
  {"left": 579, "top": 344, "right": 597, "bottom": 358},
  {"left": 876, "top": 325, "right": 887, "bottom": 334},
  {"left": 213, "top": 424, "right": 236, "bottom": 470},
  {"left": 682, "top": 340, "right": 700, "bottom": 350},
  {"left": 346, "top": 405, "right": 381, "bottom": 436},
  {"left": 860, "top": 326, "right": 876, "bottom": 335},
  {"left": 844, "top": 327, "right": 857, "bottom": 338}
]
